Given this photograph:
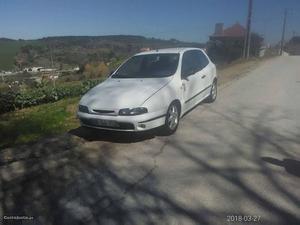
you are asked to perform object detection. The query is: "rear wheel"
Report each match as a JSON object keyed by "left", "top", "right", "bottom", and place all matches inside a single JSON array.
[
  {"left": 163, "top": 102, "right": 180, "bottom": 135},
  {"left": 207, "top": 79, "right": 217, "bottom": 103}
]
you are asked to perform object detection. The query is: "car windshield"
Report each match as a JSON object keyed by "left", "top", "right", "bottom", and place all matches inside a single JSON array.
[{"left": 112, "top": 53, "right": 179, "bottom": 78}]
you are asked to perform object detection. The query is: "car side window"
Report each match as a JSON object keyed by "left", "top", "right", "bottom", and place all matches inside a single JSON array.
[
  {"left": 197, "top": 50, "right": 209, "bottom": 70},
  {"left": 181, "top": 51, "right": 197, "bottom": 78},
  {"left": 181, "top": 50, "right": 209, "bottom": 79}
]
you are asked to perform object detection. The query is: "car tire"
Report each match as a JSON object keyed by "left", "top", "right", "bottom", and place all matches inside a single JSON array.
[
  {"left": 207, "top": 79, "right": 217, "bottom": 103},
  {"left": 163, "top": 102, "right": 180, "bottom": 135}
]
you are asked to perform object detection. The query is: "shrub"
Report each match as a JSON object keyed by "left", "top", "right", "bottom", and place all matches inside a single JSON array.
[
  {"left": 0, "top": 79, "right": 102, "bottom": 114},
  {"left": 0, "top": 91, "right": 17, "bottom": 113},
  {"left": 83, "top": 61, "right": 109, "bottom": 79}
]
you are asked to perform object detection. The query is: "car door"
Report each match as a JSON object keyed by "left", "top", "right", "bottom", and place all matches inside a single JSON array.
[
  {"left": 181, "top": 50, "right": 206, "bottom": 108},
  {"left": 196, "top": 50, "right": 211, "bottom": 90}
]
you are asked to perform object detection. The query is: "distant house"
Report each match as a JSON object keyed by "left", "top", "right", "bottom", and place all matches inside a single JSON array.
[
  {"left": 24, "top": 67, "right": 43, "bottom": 73},
  {"left": 39, "top": 68, "right": 56, "bottom": 72},
  {"left": 208, "top": 23, "right": 246, "bottom": 63},
  {"left": 207, "top": 22, "right": 263, "bottom": 63},
  {"left": 210, "top": 22, "right": 246, "bottom": 41},
  {"left": 73, "top": 66, "right": 80, "bottom": 72},
  {"left": 285, "top": 36, "right": 300, "bottom": 55},
  {"left": 23, "top": 67, "right": 56, "bottom": 73},
  {"left": 140, "top": 47, "right": 151, "bottom": 52}
]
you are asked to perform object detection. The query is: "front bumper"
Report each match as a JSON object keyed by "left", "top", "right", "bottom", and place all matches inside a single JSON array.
[{"left": 77, "top": 110, "right": 166, "bottom": 131}]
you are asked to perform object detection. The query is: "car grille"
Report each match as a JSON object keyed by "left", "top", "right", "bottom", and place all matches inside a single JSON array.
[
  {"left": 80, "top": 118, "right": 134, "bottom": 130},
  {"left": 90, "top": 109, "right": 118, "bottom": 116},
  {"left": 92, "top": 109, "right": 115, "bottom": 114}
]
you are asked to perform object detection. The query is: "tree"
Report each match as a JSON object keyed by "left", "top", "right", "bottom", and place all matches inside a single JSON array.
[
  {"left": 97, "top": 62, "right": 109, "bottom": 77},
  {"left": 83, "top": 62, "right": 109, "bottom": 79}
]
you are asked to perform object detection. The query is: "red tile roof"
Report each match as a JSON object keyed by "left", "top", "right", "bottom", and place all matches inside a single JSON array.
[{"left": 215, "top": 23, "right": 246, "bottom": 37}]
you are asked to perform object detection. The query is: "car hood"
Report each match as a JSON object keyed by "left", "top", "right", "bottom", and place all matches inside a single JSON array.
[{"left": 80, "top": 77, "right": 172, "bottom": 110}]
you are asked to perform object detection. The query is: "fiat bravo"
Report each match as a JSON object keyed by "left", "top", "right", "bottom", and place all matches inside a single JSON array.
[{"left": 77, "top": 48, "right": 217, "bottom": 134}]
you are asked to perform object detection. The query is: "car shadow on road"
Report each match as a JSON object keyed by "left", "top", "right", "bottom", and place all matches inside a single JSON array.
[
  {"left": 69, "top": 101, "right": 210, "bottom": 144},
  {"left": 68, "top": 126, "right": 168, "bottom": 143}
]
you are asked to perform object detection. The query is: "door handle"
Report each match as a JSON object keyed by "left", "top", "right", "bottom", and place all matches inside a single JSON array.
[{"left": 201, "top": 75, "right": 206, "bottom": 79}]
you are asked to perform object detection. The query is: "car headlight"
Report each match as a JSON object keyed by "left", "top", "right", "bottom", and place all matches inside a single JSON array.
[
  {"left": 79, "top": 105, "right": 89, "bottom": 113},
  {"left": 119, "top": 107, "right": 148, "bottom": 116}
]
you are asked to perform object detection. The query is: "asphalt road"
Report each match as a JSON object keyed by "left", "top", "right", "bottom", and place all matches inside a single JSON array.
[{"left": 1, "top": 56, "right": 299, "bottom": 225}]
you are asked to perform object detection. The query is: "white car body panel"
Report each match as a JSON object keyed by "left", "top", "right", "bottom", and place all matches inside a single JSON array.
[
  {"left": 78, "top": 47, "right": 217, "bottom": 131},
  {"left": 80, "top": 77, "right": 172, "bottom": 110}
]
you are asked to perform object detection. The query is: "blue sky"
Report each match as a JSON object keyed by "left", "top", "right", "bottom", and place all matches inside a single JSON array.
[{"left": 0, "top": 0, "right": 299, "bottom": 44}]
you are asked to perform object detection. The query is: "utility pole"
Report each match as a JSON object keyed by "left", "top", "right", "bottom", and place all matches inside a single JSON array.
[
  {"left": 48, "top": 44, "right": 56, "bottom": 88},
  {"left": 50, "top": 45, "right": 54, "bottom": 69},
  {"left": 280, "top": 9, "right": 287, "bottom": 55},
  {"left": 243, "top": 0, "right": 253, "bottom": 59}
]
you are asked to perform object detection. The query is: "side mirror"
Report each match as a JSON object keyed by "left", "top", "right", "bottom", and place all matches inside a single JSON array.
[{"left": 181, "top": 69, "right": 194, "bottom": 80}]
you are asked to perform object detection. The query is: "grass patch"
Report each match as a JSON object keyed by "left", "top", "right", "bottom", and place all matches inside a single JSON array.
[{"left": 0, "top": 97, "right": 80, "bottom": 149}]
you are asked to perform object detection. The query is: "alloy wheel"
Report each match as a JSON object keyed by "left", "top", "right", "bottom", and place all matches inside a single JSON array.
[
  {"left": 167, "top": 104, "right": 179, "bottom": 130},
  {"left": 211, "top": 82, "right": 217, "bottom": 100}
]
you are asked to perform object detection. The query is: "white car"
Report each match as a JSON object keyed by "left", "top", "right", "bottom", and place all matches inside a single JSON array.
[{"left": 77, "top": 48, "right": 217, "bottom": 134}]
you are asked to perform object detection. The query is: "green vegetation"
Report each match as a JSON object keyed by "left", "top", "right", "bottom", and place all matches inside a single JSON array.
[
  {"left": 0, "top": 79, "right": 102, "bottom": 113},
  {"left": 0, "top": 97, "right": 79, "bottom": 149}
]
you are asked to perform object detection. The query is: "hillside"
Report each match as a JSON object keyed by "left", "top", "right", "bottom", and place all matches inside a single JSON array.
[
  {"left": 0, "top": 38, "right": 25, "bottom": 70},
  {"left": 0, "top": 35, "right": 204, "bottom": 70}
]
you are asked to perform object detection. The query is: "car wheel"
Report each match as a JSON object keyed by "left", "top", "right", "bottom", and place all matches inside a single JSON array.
[
  {"left": 207, "top": 79, "right": 217, "bottom": 103},
  {"left": 163, "top": 102, "right": 180, "bottom": 135}
]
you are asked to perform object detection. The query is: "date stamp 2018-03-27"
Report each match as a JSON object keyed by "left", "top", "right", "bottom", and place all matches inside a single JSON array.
[{"left": 226, "top": 215, "right": 261, "bottom": 223}]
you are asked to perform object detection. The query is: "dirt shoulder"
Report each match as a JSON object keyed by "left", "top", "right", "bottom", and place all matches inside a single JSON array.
[{"left": 217, "top": 57, "right": 276, "bottom": 86}]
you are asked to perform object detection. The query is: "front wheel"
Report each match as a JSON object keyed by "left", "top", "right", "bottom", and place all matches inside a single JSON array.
[
  {"left": 207, "top": 80, "right": 217, "bottom": 103},
  {"left": 163, "top": 102, "right": 180, "bottom": 135}
]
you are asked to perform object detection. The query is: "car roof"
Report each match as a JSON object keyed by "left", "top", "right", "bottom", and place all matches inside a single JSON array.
[{"left": 135, "top": 47, "right": 204, "bottom": 55}]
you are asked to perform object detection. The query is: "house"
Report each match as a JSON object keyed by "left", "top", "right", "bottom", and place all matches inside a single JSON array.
[
  {"left": 23, "top": 67, "right": 56, "bottom": 73},
  {"left": 23, "top": 67, "right": 43, "bottom": 73},
  {"left": 73, "top": 66, "right": 80, "bottom": 72},
  {"left": 209, "top": 23, "right": 246, "bottom": 61},
  {"left": 210, "top": 22, "right": 246, "bottom": 40},
  {"left": 208, "top": 22, "right": 263, "bottom": 63},
  {"left": 140, "top": 47, "right": 151, "bottom": 52},
  {"left": 39, "top": 68, "right": 56, "bottom": 72}
]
